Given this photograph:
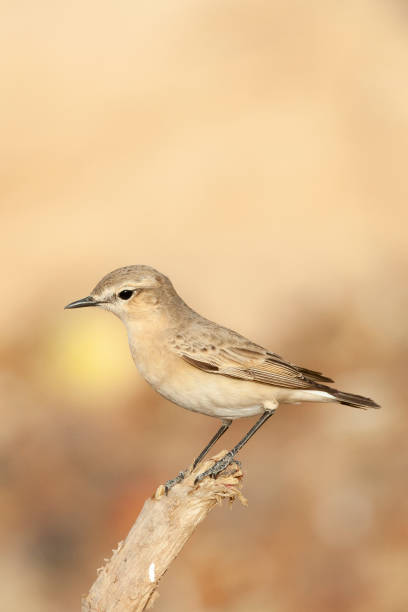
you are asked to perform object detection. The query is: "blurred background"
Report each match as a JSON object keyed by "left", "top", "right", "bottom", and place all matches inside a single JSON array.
[{"left": 1, "top": 1, "right": 407, "bottom": 610}]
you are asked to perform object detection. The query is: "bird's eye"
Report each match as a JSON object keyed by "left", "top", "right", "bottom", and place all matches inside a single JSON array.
[{"left": 118, "top": 289, "right": 134, "bottom": 300}]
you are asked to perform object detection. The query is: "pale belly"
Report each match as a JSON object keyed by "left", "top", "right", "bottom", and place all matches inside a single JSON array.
[{"left": 155, "top": 373, "right": 270, "bottom": 419}]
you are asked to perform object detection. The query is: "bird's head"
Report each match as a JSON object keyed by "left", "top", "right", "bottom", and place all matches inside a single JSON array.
[{"left": 65, "top": 265, "right": 176, "bottom": 322}]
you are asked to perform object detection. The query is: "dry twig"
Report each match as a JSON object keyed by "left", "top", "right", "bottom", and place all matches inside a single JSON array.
[{"left": 82, "top": 451, "right": 247, "bottom": 612}]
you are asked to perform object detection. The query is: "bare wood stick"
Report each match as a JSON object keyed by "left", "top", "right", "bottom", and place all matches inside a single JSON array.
[{"left": 82, "top": 451, "right": 247, "bottom": 612}]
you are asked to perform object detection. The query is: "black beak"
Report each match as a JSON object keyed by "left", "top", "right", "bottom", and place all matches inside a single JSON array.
[{"left": 64, "top": 296, "right": 99, "bottom": 309}]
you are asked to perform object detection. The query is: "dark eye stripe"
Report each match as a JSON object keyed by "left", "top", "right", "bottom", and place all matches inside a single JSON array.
[{"left": 118, "top": 289, "right": 134, "bottom": 300}]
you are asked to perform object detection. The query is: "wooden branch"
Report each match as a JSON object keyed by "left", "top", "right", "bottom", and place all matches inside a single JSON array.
[{"left": 82, "top": 451, "right": 247, "bottom": 612}]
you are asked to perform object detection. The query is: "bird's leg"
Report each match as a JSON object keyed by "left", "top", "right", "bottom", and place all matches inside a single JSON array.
[
  {"left": 192, "top": 419, "right": 232, "bottom": 469},
  {"left": 164, "top": 419, "right": 232, "bottom": 493},
  {"left": 194, "top": 409, "right": 275, "bottom": 484}
]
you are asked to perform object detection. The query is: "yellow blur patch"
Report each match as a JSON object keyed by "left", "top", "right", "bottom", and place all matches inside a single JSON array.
[{"left": 38, "top": 313, "right": 136, "bottom": 403}]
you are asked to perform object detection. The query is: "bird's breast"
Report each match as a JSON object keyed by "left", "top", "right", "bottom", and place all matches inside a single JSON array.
[{"left": 128, "top": 333, "right": 172, "bottom": 389}]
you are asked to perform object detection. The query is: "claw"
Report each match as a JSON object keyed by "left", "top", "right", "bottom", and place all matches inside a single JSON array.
[
  {"left": 194, "top": 452, "right": 238, "bottom": 485},
  {"left": 164, "top": 469, "right": 188, "bottom": 494}
]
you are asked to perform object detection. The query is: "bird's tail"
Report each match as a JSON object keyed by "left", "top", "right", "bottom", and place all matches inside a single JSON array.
[{"left": 323, "top": 387, "right": 380, "bottom": 409}]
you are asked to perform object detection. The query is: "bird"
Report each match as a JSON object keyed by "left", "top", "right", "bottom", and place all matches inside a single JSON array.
[{"left": 65, "top": 265, "right": 379, "bottom": 490}]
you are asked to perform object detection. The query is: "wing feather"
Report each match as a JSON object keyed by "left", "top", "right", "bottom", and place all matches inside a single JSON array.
[{"left": 170, "top": 333, "right": 334, "bottom": 390}]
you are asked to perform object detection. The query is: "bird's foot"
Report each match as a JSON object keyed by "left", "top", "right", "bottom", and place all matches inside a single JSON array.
[
  {"left": 194, "top": 452, "right": 240, "bottom": 485},
  {"left": 164, "top": 469, "right": 189, "bottom": 494}
]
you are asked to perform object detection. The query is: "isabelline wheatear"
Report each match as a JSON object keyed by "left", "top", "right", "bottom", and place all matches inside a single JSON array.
[{"left": 65, "top": 265, "right": 379, "bottom": 490}]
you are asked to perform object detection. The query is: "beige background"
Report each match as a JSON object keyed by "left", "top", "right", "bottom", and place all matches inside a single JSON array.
[{"left": 1, "top": 1, "right": 407, "bottom": 610}]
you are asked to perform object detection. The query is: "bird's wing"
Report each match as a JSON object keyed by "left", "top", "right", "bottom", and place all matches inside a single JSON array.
[{"left": 168, "top": 329, "right": 333, "bottom": 390}]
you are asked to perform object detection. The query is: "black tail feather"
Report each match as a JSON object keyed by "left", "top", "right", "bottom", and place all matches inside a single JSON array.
[
  {"left": 330, "top": 389, "right": 380, "bottom": 409},
  {"left": 311, "top": 382, "right": 380, "bottom": 409}
]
